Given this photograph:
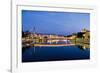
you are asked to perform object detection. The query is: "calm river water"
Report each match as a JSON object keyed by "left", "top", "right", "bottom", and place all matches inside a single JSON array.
[{"left": 22, "top": 46, "right": 90, "bottom": 62}]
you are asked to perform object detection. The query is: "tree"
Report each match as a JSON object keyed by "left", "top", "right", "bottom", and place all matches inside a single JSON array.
[{"left": 77, "top": 32, "right": 84, "bottom": 38}]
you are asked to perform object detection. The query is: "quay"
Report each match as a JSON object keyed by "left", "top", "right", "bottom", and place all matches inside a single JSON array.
[{"left": 22, "top": 43, "right": 75, "bottom": 48}]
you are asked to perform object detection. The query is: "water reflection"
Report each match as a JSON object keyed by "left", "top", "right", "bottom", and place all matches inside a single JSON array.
[
  {"left": 22, "top": 46, "right": 90, "bottom": 62},
  {"left": 76, "top": 45, "right": 89, "bottom": 51},
  {"left": 22, "top": 46, "right": 30, "bottom": 53},
  {"left": 22, "top": 46, "right": 36, "bottom": 56}
]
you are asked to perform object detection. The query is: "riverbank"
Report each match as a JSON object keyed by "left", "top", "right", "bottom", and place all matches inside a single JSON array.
[
  {"left": 34, "top": 44, "right": 75, "bottom": 47},
  {"left": 22, "top": 43, "right": 75, "bottom": 48}
]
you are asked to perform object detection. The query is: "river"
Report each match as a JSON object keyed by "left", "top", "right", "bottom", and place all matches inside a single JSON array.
[{"left": 22, "top": 45, "right": 90, "bottom": 62}]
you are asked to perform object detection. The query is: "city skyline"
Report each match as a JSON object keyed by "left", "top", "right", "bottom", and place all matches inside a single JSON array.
[{"left": 22, "top": 10, "right": 90, "bottom": 36}]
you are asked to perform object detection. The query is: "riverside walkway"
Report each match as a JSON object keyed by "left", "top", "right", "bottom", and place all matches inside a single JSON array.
[{"left": 22, "top": 43, "right": 75, "bottom": 48}]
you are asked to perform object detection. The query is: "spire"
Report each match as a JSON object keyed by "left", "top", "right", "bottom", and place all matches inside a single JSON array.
[{"left": 81, "top": 28, "right": 88, "bottom": 32}]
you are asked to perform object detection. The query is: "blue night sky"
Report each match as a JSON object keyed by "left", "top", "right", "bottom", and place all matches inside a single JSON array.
[{"left": 22, "top": 10, "right": 90, "bottom": 36}]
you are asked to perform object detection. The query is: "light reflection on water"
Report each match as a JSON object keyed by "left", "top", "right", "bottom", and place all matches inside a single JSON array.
[{"left": 22, "top": 45, "right": 90, "bottom": 62}]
